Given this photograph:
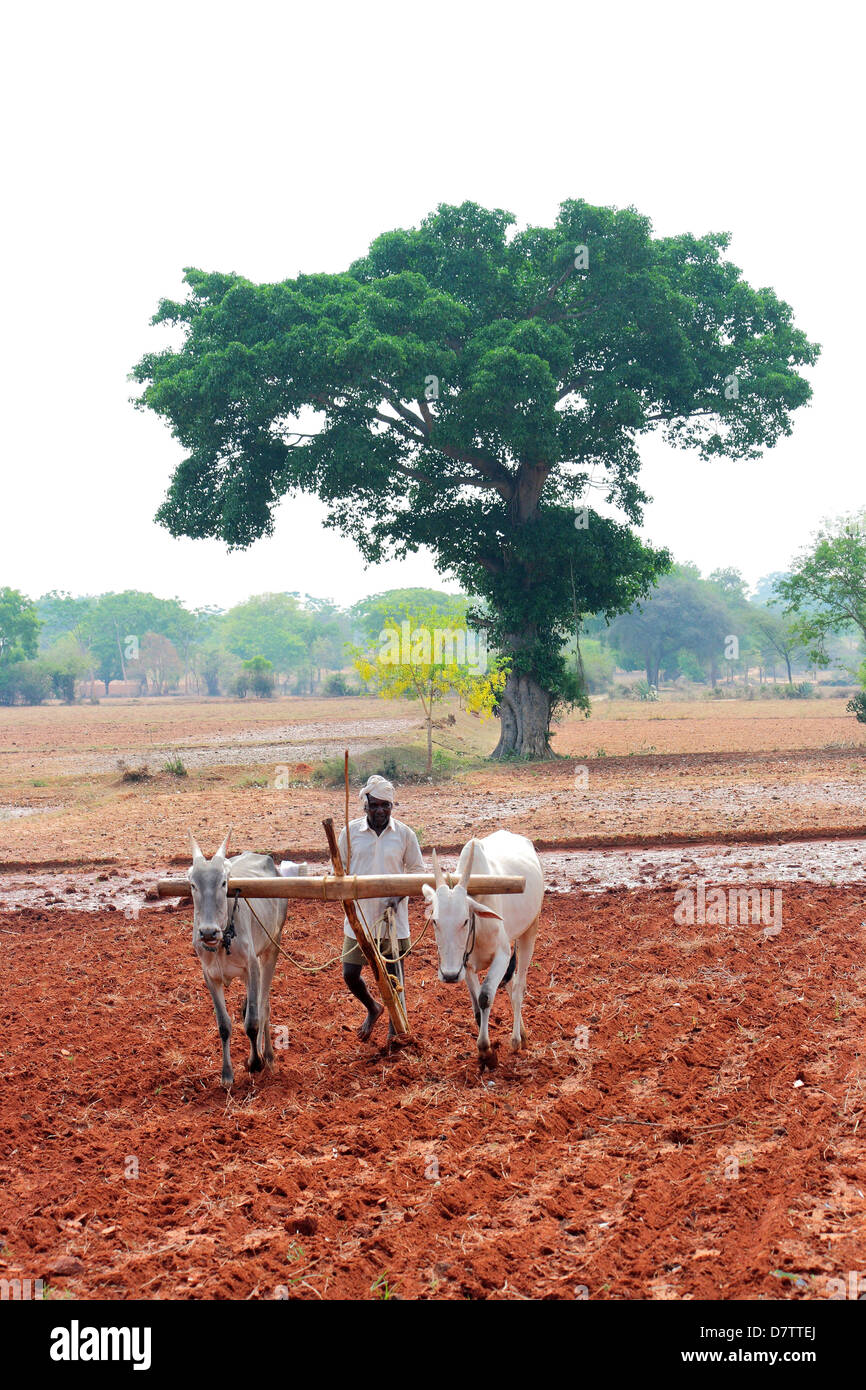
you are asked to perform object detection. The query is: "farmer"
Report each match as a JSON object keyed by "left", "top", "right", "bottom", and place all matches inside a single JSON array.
[{"left": 337, "top": 774, "right": 424, "bottom": 1041}]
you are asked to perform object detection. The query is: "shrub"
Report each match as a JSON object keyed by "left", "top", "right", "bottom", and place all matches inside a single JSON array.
[
  {"left": 0, "top": 660, "right": 52, "bottom": 705},
  {"left": 783, "top": 682, "right": 813, "bottom": 699},
  {"left": 634, "top": 678, "right": 659, "bottom": 702},
  {"left": 163, "top": 756, "right": 187, "bottom": 777},
  {"left": 846, "top": 691, "right": 866, "bottom": 723},
  {"left": 323, "top": 672, "right": 355, "bottom": 697},
  {"left": 117, "top": 760, "right": 150, "bottom": 782}
]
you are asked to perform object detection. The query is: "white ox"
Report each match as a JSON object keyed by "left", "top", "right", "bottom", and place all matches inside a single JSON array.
[
  {"left": 422, "top": 830, "right": 544, "bottom": 1070},
  {"left": 187, "top": 828, "right": 288, "bottom": 1089}
]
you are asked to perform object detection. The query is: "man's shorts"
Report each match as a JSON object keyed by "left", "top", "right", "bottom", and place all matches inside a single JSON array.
[{"left": 341, "top": 934, "right": 411, "bottom": 968}]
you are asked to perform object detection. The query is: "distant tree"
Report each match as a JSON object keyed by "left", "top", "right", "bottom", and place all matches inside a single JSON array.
[
  {"left": 43, "top": 634, "right": 90, "bottom": 702},
  {"left": 707, "top": 567, "right": 749, "bottom": 602},
  {"left": 608, "top": 567, "right": 731, "bottom": 687},
  {"left": 78, "top": 592, "right": 190, "bottom": 693},
  {"left": 221, "top": 593, "right": 309, "bottom": 677},
  {"left": 751, "top": 571, "right": 790, "bottom": 606},
  {"left": 776, "top": 512, "right": 866, "bottom": 666},
  {"left": 136, "top": 632, "right": 183, "bottom": 695},
  {"left": 35, "top": 591, "right": 93, "bottom": 649},
  {"left": 0, "top": 587, "right": 40, "bottom": 664},
  {"left": 241, "top": 654, "right": 275, "bottom": 698},
  {"left": 748, "top": 605, "right": 807, "bottom": 685}
]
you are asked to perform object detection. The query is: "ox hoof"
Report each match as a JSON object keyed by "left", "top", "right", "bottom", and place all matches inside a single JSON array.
[
  {"left": 509, "top": 1036, "right": 522, "bottom": 1054},
  {"left": 221, "top": 1074, "right": 234, "bottom": 1090},
  {"left": 478, "top": 1046, "right": 498, "bottom": 1073},
  {"left": 247, "top": 1054, "right": 264, "bottom": 1074}
]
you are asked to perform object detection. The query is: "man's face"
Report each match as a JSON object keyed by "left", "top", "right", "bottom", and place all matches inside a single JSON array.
[{"left": 366, "top": 794, "right": 392, "bottom": 832}]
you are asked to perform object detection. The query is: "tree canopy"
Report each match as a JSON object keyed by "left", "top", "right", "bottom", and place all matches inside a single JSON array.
[{"left": 132, "top": 198, "right": 819, "bottom": 754}]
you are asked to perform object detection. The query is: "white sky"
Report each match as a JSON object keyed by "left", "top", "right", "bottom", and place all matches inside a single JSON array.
[{"left": 2, "top": 1, "right": 862, "bottom": 611}]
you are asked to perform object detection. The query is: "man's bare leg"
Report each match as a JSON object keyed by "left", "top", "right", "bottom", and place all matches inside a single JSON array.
[{"left": 342, "top": 962, "right": 383, "bottom": 1041}]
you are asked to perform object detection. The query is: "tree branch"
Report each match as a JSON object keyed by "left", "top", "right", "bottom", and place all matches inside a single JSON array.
[
  {"left": 371, "top": 380, "right": 429, "bottom": 437},
  {"left": 527, "top": 264, "right": 576, "bottom": 318}
]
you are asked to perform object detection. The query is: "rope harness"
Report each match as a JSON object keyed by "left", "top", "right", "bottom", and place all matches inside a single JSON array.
[
  {"left": 222, "top": 890, "right": 240, "bottom": 954},
  {"left": 230, "top": 892, "right": 433, "bottom": 974},
  {"left": 462, "top": 911, "right": 477, "bottom": 971}
]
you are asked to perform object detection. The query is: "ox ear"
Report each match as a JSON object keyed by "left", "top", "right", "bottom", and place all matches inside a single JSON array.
[
  {"left": 459, "top": 841, "right": 475, "bottom": 889},
  {"left": 188, "top": 830, "right": 204, "bottom": 862},
  {"left": 421, "top": 883, "right": 437, "bottom": 917},
  {"left": 467, "top": 894, "right": 502, "bottom": 922},
  {"left": 216, "top": 825, "right": 232, "bottom": 860},
  {"left": 431, "top": 848, "right": 445, "bottom": 889}
]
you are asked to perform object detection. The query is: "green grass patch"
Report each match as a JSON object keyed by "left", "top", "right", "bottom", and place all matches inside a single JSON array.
[{"left": 311, "top": 743, "right": 465, "bottom": 787}]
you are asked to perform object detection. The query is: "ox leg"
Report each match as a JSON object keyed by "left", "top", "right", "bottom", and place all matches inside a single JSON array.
[
  {"left": 206, "top": 979, "right": 234, "bottom": 1090},
  {"left": 258, "top": 948, "right": 279, "bottom": 1067},
  {"left": 464, "top": 963, "right": 482, "bottom": 1027},
  {"left": 476, "top": 946, "right": 512, "bottom": 1072},
  {"left": 509, "top": 916, "right": 540, "bottom": 1053},
  {"left": 244, "top": 956, "right": 264, "bottom": 1073}
]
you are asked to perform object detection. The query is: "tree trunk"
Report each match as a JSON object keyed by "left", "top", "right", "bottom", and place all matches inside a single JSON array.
[
  {"left": 785, "top": 654, "right": 792, "bottom": 684},
  {"left": 492, "top": 671, "right": 554, "bottom": 759},
  {"left": 426, "top": 715, "right": 433, "bottom": 776}
]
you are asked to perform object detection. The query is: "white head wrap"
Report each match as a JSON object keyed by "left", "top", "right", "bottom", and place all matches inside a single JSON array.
[{"left": 359, "top": 774, "right": 397, "bottom": 808}]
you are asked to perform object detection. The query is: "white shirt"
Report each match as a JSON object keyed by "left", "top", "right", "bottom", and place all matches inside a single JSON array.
[{"left": 337, "top": 816, "right": 425, "bottom": 940}]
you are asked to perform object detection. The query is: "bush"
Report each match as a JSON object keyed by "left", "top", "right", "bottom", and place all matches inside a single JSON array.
[
  {"left": 163, "top": 756, "right": 187, "bottom": 777},
  {"left": 323, "top": 672, "right": 356, "bottom": 697},
  {"left": 0, "top": 660, "right": 52, "bottom": 705},
  {"left": 783, "top": 682, "right": 813, "bottom": 699},
  {"left": 634, "top": 678, "right": 659, "bottom": 702},
  {"left": 846, "top": 691, "right": 866, "bottom": 723},
  {"left": 117, "top": 760, "right": 150, "bottom": 782}
]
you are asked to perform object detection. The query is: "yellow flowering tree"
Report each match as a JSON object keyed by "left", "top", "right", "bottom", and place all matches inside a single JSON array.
[{"left": 353, "top": 604, "right": 507, "bottom": 775}]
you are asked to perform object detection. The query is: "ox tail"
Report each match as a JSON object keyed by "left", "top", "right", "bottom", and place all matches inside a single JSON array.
[{"left": 502, "top": 948, "right": 516, "bottom": 985}]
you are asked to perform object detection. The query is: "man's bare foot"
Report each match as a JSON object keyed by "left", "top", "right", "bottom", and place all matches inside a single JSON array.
[{"left": 359, "top": 1000, "right": 383, "bottom": 1041}]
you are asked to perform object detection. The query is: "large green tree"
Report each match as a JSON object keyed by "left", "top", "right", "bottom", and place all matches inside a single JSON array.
[
  {"left": 133, "top": 199, "right": 818, "bottom": 756},
  {"left": 776, "top": 512, "right": 866, "bottom": 664}
]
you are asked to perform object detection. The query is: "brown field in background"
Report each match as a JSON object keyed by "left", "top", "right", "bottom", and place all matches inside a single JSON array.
[{"left": 1, "top": 695, "right": 865, "bottom": 869}]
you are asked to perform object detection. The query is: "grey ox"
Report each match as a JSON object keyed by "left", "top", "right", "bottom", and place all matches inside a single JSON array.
[{"left": 187, "top": 828, "right": 288, "bottom": 1088}]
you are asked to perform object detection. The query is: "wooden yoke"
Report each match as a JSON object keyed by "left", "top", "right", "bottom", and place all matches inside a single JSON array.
[{"left": 322, "top": 816, "right": 411, "bottom": 1042}]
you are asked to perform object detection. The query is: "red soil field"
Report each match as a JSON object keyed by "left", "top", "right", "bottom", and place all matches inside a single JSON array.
[{"left": 3, "top": 885, "right": 864, "bottom": 1300}]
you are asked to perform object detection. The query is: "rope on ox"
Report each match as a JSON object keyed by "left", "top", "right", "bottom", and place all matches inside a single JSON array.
[{"left": 242, "top": 895, "right": 433, "bottom": 973}]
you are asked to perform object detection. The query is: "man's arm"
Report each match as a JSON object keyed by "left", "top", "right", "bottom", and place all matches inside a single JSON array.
[{"left": 402, "top": 826, "right": 425, "bottom": 875}]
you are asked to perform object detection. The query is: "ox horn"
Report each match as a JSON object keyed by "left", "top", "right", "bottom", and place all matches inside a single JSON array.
[
  {"left": 459, "top": 841, "right": 475, "bottom": 889},
  {"left": 431, "top": 847, "right": 445, "bottom": 889},
  {"left": 188, "top": 830, "right": 204, "bottom": 861},
  {"left": 217, "top": 825, "right": 233, "bottom": 860}
]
